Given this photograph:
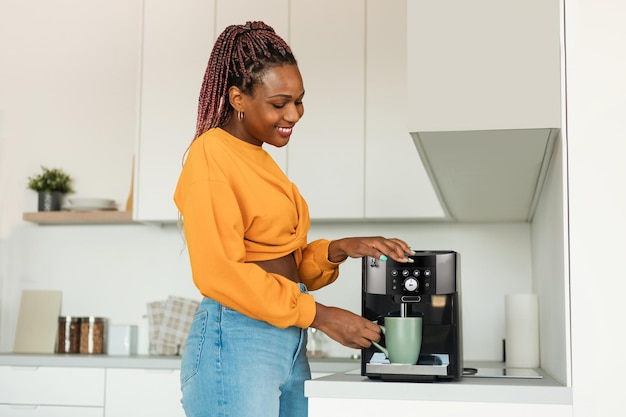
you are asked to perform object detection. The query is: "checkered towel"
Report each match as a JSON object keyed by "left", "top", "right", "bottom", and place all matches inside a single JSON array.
[{"left": 147, "top": 296, "right": 199, "bottom": 356}]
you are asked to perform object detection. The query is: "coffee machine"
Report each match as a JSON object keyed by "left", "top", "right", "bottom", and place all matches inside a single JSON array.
[{"left": 361, "top": 250, "right": 462, "bottom": 381}]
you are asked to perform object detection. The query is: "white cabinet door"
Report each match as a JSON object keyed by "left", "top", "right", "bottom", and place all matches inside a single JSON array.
[
  {"left": 214, "top": 0, "right": 290, "bottom": 172},
  {"left": 406, "top": 0, "right": 561, "bottom": 132},
  {"left": 289, "top": 0, "right": 366, "bottom": 219},
  {"left": 0, "top": 366, "right": 105, "bottom": 407},
  {"left": 104, "top": 368, "right": 185, "bottom": 417},
  {"left": 364, "top": 0, "right": 444, "bottom": 219},
  {"left": 134, "top": 0, "right": 216, "bottom": 222},
  {"left": 309, "top": 398, "right": 572, "bottom": 417},
  {"left": 0, "top": 405, "right": 103, "bottom": 417}
]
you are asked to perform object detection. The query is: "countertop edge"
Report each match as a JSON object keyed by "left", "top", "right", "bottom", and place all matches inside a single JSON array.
[
  {"left": 305, "top": 362, "right": 572, "bottom": 406},
  {"left": 0, "top": 353, "right": 359, "bottom": 373}
]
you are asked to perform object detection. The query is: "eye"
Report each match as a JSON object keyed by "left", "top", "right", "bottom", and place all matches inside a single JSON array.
[{"left": 272, "top": 103, "right": 285, "bottom": 109}]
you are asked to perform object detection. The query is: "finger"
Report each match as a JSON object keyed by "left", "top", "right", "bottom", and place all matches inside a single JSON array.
[
  {"left": 387, "top": 238, "right": 415, "bottom": 257},
  {"left": 361, "top": 326, "right": 381, "bottom": 343},
  {"left": 376, "top": 239, "right": 414, "bottom": 263}
]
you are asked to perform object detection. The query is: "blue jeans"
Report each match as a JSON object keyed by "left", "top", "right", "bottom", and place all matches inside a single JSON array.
[{"left": 180, "top": 285, "right": 311, "bottom": 417}]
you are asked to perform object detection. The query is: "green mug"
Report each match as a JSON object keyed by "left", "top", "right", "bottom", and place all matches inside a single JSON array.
[{"left": 371, "top": 316, "right": 423, "bottom": 365}]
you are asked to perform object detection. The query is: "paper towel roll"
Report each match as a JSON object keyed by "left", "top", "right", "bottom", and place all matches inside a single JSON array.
[{"left": 505, "top": 293, "right": 539, "bottom": 368}]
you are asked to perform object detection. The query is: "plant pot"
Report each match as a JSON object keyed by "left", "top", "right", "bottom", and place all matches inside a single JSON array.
[{"left": 38, "top": 191, "right": 63, "bottom": 211}]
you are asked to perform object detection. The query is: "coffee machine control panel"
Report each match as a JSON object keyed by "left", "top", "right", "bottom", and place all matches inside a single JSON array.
[
  {"left": 363, "top": 252, "right": 457, "bottom": 299},
  {"left": 389, "top": 266, "right": 434, "bottom": 296}
]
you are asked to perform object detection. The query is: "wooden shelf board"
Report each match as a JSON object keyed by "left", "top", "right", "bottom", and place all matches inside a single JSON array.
[{"left": 23, "top": 211, "right": 135, "bottom": 225}]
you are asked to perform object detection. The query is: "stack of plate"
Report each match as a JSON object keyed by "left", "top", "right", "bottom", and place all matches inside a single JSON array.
[{"left": 65, "top": 198, "right": 117, "bottom": 212}]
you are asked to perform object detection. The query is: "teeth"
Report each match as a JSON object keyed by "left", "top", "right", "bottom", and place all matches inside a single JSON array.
[{"left": 277, "top": 127, "right": 292, "bottom": 134}]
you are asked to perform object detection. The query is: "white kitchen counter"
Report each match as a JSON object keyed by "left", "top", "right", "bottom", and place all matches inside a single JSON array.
[
  {"left": 0, "top": 353, "right": 359, "bottom": 373},
  {"left": 305, "top": 361, "right": 572, "bottom": 406}
]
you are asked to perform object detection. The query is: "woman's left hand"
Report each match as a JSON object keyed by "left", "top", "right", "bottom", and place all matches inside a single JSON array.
[{"left": 328, "top": 236, "right": 414, "bottom": 263}]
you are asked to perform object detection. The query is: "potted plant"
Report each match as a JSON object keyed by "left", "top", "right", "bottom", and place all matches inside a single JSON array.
[{"left": 27, "top": 166, "right": 74, "bottom": 211}]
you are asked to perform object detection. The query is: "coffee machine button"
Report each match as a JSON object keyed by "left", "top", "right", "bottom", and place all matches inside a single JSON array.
[
  {"left": 402, "top": 269, "right": 410, "bottom": 277},
  {"left": 424, "top": 269, "right": 432, "bottom": 276},
  {"left": 403, "top": 277, "right": 419, "bottom": 291},
  {"left": 391, "top": 269, "right": 399, "bottom": 277},
  {"left": 413, "top": 270, "right": 420, "bottom": 277}
]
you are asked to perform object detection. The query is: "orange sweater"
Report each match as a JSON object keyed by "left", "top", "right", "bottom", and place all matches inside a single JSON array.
[{"left": 174, "top": 128, "right": 342, "bottom": 328}]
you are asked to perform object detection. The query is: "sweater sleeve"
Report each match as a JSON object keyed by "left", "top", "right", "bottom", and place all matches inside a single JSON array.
[
  {"left": 298, "top": 239, "right": 343, "bottom": 291},
  {"left": 174, "top": 146, "right": 316, "bottom": 329}
]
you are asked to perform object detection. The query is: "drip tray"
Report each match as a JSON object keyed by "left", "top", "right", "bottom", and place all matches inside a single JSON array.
[
  {"left": 366, "top": 353, "right": 450, "bottom": 376},
  {"left": 366, "top": 363, "right": 448, "bottom": 376}
]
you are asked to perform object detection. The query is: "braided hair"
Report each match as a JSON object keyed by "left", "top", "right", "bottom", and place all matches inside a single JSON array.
[{"left": 194, "top": 21, "right": 297, "bottom": 139}]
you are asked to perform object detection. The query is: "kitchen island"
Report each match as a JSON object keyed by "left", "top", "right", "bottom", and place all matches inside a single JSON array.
[{"left": 305, "top": 361, "right": 572, "bottom": 417}]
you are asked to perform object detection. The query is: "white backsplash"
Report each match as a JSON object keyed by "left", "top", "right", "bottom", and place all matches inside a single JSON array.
[{"left": 0, "top": 220, "right": 531, "bottom": 361}]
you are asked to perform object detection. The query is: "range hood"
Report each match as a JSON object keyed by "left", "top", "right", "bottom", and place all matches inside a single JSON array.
[{"left": 411, "top": 128, "right": 559, "bottom": 223}]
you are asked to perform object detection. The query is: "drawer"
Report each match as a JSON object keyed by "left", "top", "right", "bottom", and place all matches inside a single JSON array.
[
  {"left": 0, "top": 404, "right": 103, "bottom": 417},
  {"left": 105, "top": 368, "right": 184, "bottom": 417},
  {"left": 0, "top": 366, "right": 105, "bottom": 406}
]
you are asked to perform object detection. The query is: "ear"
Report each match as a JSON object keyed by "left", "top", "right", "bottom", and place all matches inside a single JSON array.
[{"left": 228, "top": 86, "right": 245, "bottom": 112}]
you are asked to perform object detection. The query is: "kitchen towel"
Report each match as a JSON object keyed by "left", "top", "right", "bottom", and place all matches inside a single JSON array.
[
  {"left": 147, "top": 296, "right": 199, "bottom": 355},
  {"left": 505, "top": 293, "right": 540, "bottom": 368}
]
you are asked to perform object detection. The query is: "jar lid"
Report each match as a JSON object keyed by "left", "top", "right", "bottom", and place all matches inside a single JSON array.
[
  {"left": 79, "top": 316, "right": 107, "bottom": 323},
  {"left": 58, "top": 316, "right": 80, "bottom": 323}
]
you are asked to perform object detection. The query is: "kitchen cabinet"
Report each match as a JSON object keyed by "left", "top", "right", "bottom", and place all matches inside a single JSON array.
[
  {"left": 364, "top": 0, "right": 444, "bottom": 219},
  {"left": 0, "top": 406, "right": 101, "bottom": 417},
  {"left": 0, "top": 355, "right": 359, "bottom": 416},
  {"left": 288, "top": 0, "right": 366, "bottom": 219},
  {"left": 0, "top": 366, "right": 105, "bottom": 416},
  {"left": 404, "top": 0, "right": 562, "bottom": 222},
  {"left": 104, "top": 368, "right": 184, "bottom": 417},
  {"left": 134, "top": 0, "right": 216, "bottom": 222},
  {"left": 309, "top": 398, "right": 572, "bottom": 417},
  {"left": 133, "top": 0, "right": 444, "bottom": 222},
  {"left": 306, "top": 366, "right": 572, "bottom": 417},
  {"left": 406, "top": 0, "right": 561, "bottom": 132}
]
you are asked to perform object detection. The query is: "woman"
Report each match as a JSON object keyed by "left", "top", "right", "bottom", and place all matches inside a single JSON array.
[{"left": 174, "top": 21, "right": 414, "bottom": 417}]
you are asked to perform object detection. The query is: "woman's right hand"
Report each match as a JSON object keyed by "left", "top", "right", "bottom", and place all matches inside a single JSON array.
[{"left": 310, "top": 303, "right": 380, "bottom": 349}]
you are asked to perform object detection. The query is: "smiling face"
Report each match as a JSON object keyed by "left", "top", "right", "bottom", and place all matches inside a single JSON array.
[{"left": 224, "top": 64, "right": 305, "bottom": 147}]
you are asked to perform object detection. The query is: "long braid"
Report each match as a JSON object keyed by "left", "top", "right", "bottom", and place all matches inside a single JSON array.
[{"left": 193, "top": 21, "right": 297, "bottom": 140}]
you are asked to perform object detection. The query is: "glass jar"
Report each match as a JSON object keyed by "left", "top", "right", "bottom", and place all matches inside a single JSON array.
[
  {"left": 306, "top": 328, "right": 327, "bottom": 358},
  {"left": 56, "top": 316, "right": 81, "bottom": 353},
  {"left": 79, "top": 317, "right": 107, "bottom": 354}
]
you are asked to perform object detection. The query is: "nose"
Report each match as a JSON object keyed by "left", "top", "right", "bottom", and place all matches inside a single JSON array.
[{"left": 284, "top": 103, "right": 303, "bottom": 123}]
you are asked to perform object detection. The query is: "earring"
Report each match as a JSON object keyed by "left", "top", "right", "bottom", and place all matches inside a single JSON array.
[{"left": 237, "top": 111, "right": 244, "bottom": 121}]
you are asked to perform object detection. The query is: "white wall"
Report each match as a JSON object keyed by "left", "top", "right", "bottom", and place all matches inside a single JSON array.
[
  {"left": 0, "top": 0, "right": 143, "bottom": 349},
  {"left": 0, "top": 0, "right": 554, "bottom": 367},
  {"left": 0, "top": 219, "right": 532, "bottom": 360},
  {"left": 531, "top": 132, "right": 569, "bottom": 385},
  {"left": 565, "top": 0, "right": 626, "bottom": 415}
]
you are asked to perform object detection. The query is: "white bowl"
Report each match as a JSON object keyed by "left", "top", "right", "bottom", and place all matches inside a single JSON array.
[{"left": 68, "top": 198, "right": 116, "bottom": 208}]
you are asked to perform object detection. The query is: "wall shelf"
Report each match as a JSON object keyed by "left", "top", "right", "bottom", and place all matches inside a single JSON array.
[{"left": 23, "top": 211, "right": 135, "bottom": 225}]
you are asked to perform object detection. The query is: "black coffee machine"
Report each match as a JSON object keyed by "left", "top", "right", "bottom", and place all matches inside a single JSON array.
[{"left": 361, "top": 250, "right": 462, "bottom": 381}]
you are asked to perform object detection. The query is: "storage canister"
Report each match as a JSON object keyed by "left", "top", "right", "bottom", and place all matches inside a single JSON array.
[
  {"left": 56, "top": 316, "right": 81, "bottom": 353},
  {"left": 79, "top": 316, "right": 107, "bottom": 354}
]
